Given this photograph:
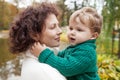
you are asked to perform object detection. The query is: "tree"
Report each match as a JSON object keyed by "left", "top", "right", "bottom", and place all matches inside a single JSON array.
[
  {"left": 0, "top": 0, "right": 5, "bottom": 29},
  {"left": 56, "top": 0, "right": 69, "bottom": 26},
  {"left": 0, "top": 1, "right": 18, "bottom": 30},
  {"left": 102, "top": 0, "right": 120, "bottom": 57}
]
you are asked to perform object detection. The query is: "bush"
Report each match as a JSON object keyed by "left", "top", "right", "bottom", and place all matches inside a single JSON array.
[{"left": 98, "top": 54, "right": 120, "bottom": 80}]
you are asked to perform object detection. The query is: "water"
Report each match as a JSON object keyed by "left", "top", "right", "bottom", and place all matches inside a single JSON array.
[
  {"left": 0, "top": 32, "right": 22, "bottom": 80},
  {"left": 0, "top": 31, "right": 68, "bottom": 80}
]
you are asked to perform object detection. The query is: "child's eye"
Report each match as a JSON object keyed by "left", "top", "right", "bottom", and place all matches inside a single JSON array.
[
  {"left": 69, "top": 27, "right": 73, "bottom": 30},
  {"left": 77, "top": 29, "right": 82, "bottom": 31}
]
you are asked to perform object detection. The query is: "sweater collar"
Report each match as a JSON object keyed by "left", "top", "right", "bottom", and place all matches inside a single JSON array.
[
  {"left": 82, "top": 39, "right": 96, "bottom": 44},
  {"left": 68, "top": 39, "right": 96, "bottom": 48},
  {"left": 25, "top": 50, "right": 38, "bottom": 60}
]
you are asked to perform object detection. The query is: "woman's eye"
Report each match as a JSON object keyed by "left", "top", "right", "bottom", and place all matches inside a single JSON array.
[{"left": 50, "top": 24, "right": 56, "bottom": 29}]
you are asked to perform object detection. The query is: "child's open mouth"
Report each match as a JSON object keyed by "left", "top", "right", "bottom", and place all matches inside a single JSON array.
[{"left": 69, "top": 37, "right": 75, "bottom": 42}]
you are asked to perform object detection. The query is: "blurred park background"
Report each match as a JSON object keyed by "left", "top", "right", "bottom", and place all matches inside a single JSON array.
[{"left": 0, "top": 0, "right": 120, "bottom": 80}]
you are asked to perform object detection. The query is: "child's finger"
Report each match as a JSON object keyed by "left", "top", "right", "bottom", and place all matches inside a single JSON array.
[
  {"left": 37, "top": 42, "right": 41, "bottom": 46},
  {"left": 35, "top": 42, "right": 38, "bottom": 46},
  {"left": 43, "top": 44, "right": 46, "bottom": 47},
  {"left": 33, "top": 42, "right": 40, "bottom": 47},
  {"left": 31, "top": 45, "right": 35, "bottom": 50}
]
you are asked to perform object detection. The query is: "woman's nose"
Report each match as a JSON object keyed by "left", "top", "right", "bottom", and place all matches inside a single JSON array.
[{"left": 57, "top": 27, "right": 62, "bottom": 35}]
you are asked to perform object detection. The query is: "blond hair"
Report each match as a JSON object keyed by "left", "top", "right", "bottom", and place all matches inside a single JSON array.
[{"left": 70, "top": 7, "right": 103, "bottom": 34}]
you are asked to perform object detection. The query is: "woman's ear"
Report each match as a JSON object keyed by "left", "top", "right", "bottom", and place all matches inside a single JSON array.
[
  {"left": 90, "top": 32, "right": 99, "bottom": 39},
  {"left": 30, "top": 33, "right": 40, "bottom": 42}
]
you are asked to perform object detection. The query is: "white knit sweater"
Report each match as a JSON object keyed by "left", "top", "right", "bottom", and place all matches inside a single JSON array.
[{"left": 20, "top": 50, "right": 66, "bottom": 80}]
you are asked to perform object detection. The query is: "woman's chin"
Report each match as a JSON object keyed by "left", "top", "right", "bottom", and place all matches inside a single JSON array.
[{"left": 47, "top": 44, "right": 60, "bottom": 47}]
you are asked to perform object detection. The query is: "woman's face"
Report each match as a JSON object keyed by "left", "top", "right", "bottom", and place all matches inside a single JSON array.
[{"left": 40, "top": 14, "right": 62, "bottom": 47}]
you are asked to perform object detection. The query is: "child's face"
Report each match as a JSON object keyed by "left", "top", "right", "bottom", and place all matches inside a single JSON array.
[
  {"left": 40, "top": 14, "right": 62, "bottom": 47},
  {"left": 67, "top": 19, "right": 93, "bottom": 45}
]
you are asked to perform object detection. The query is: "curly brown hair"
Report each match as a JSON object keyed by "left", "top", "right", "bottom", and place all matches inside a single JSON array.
[{"left": 9, "top": 2, "right": 60, "bottom": 54}]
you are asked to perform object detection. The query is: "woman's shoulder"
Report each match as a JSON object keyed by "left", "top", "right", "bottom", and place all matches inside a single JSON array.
[
  {"left": 21, "top": 57, "right": 66, "bottom": 80},
  {"left": 21, "top": 50, "right": 66, "bottom": 80}
]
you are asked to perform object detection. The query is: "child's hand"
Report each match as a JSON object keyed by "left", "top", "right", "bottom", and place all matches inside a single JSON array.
[{"left": 31, "top": 42, "right": 46, "bottom": 57}]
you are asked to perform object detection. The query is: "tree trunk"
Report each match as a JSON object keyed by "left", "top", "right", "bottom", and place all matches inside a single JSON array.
[
  {"left": 112, "top": 28, "right": 115, "bottom": 54},
  {"left": 118, "top": 29, "right": 120, "bottom": 58}
]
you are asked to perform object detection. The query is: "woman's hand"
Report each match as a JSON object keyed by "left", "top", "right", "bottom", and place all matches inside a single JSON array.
[{"left": 31, "top": 42, "right": 46, "bottom": 57}]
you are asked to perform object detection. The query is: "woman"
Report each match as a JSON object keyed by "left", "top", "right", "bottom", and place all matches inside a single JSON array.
[{"left": 9, "top": 2, "right": 66, "bottom": 80}]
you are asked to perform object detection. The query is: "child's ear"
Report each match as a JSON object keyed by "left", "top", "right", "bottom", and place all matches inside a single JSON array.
[{"left": 90, "top": 32, "right": 99, "bottom": 39}]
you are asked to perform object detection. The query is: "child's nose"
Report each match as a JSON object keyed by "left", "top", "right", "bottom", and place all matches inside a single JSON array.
[{"left": 70, "top": 30, "right": 75, "bottom": 35}]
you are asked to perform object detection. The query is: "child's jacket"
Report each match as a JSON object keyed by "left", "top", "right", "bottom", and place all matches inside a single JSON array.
[{"left": 39, "top": 40, "right": 100, "bottom": 80}]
